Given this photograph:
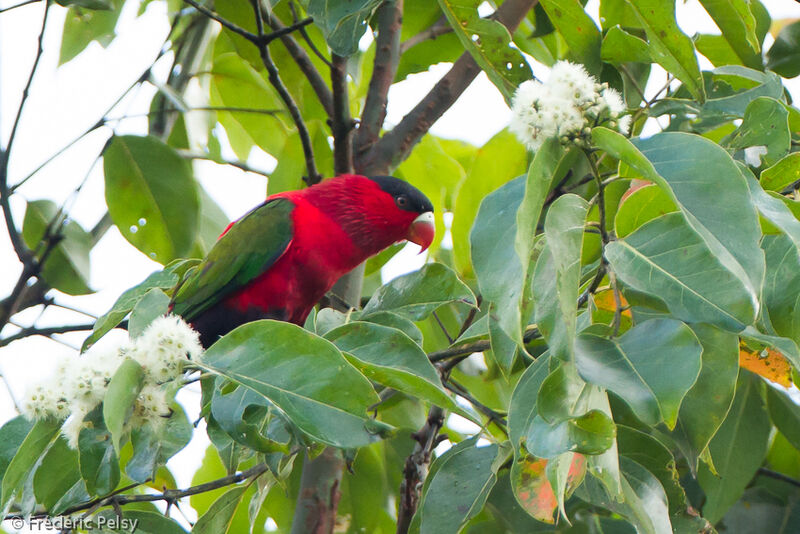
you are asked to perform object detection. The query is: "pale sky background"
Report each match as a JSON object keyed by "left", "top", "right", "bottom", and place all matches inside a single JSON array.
[{"left": 0, "top": 0, "right": 799, "bottom": 531}]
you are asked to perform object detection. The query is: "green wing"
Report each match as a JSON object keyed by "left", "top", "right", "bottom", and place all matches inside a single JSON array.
[{"left": 171, "top": 198, "right": 294, "bottom": 321}]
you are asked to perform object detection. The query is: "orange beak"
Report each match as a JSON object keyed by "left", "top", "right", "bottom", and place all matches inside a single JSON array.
[{"left": 406, "top": 212, "right": 435, "bottom": 252}]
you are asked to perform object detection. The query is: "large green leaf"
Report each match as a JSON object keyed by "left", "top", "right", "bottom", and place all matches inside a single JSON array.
[
  {"left": 671, "top": 324, "right": 739, "bottom": 471},
  {"left": 697, "top": 0, "right": 760, "bottom": 69},
  {"left": 698, "top": 373, "right": 770, "bottom": 524},
  {"left": 766, "top": 20, "right": 800, "bottom": 78},
  {"left": 210, "top": 383, "right": 289, "bottom": 454},
  {"left": 574, "top": 318, "right": 702, "bottom": 428},
  {"left": 324, "top": 322, "right": 463, "bottom": 416},
  {"left": 760, "top": 153, "right": 800, "bottom": 192},
  {"left": 601, "top": 25, "right": 651, "bottom": 64},
  {"left": 624, "top": 0, "right": 705, "bottom": 101},
  {"left": 761, "top": 234, "right": 800, "bottom": 345},
  {"left": 59, "top": 0, "right": 122, "bottom": 64},
  {"left": 539, "top": 0, "right": 602, "bottom": 74},
  {"left": 126, "top": 405, "right": 192, "bottom": 483},
  {"left": 452, "top": 130, "right": 528, "bottom": 276},
  {"left": 33, "top": 436, "right": 84, "bottom": 510},
  {"left": 578, "top": 457, "right": 672, "bottom": 534},
  {"left": 22, "top": 199, "right": 93, "bottom": 295},
  {"left": 526, "top": 410, "right": 616, "bottom": 458},
  {"left": 508, "top": 353, "right": 552, "bottom": 453},
  {"left": 418, "top": 442, "right": 499, "bottom": 534},
  {"left": 728, "top": 97, "right": 790, "bottom": 168},
  {"left": 192, "top": 486, "right": 247, "bottom": 534},
  {"left": 606, "top": 213, "right": 756, "bottom": 331},
  {"left": 437, "top": 0, "right": 532, "bottom": 102},
  {"left": 360, "top": 263, "right": 475, "bottom": 321},
  {"left": 744, "top": 171, "right": 800, "bottom": 250},
  {"left": 308, "top": 0, "right": 381, "bottom": 56},
  {"left": 535, "top": 194, "right": 588, "bottom": 361},
  {"left": 766, "top": 386, "right": 800, "bottom": 453},
  {"left": 614, "top": 184, "right": 678, "bottom": 238},
  {"left": 198, "top": 320, "right": 390, "bottom": 448},
  {"left": 0, "top": 418, "right": 60, "bottom": 509},
  {"left": 104, "top": 134, "right": 200, "bottom": 263},
  {"left": 703, "top": 66, "right": 783, "bottom": 116},
  {"left": 0, "top": 416, "right": 34, "bottom": 484}
]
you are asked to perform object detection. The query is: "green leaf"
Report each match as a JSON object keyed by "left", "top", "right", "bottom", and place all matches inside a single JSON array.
[
  {"left": 199, "top": 320, "right": 391, "bottom": 448},
  {"left": 418, "top": 442, "right": 499, "bottom": 534},
  {"left": 1, "top": 418, "right": 60, "bottom": 509},
  {"left": 729, "top": 97, "right": 790, "bottom": 167},
  {"left": 699, "top": 373, "right": 770, "bottom": 523},
  {"left": 718, "top": 488, "right": 800, "bottom": 534},
  {"left": 0, "top": 416, "right": 34, "bottom": 483},
  {"left": 359, "top": 311, "right": 424, "bottom": 347},
  {"left": 128, "top": 288, "right": 170, "bottom": 338},
  {"left": 761, "top": 234, "right": 800, "bottom": 346},
  {"left": 308, "top": 0, "right": 381, "bottom": 56},
  {"left": 539, "top": 0, "right": 602, "bottom": 74},
  {"left": 615, "top": 184, "right": 678, "bottom": 238},
  {"left": 703, "top": 66, "right": 783, "bottom": 116},
  {"left": 324, "top": 322, "right": 463, "bottom": 416},
  {"left": 671, "top": 324, "right": 739, "bottom": 471},
  {"left": 22, "top": 199, "right": 92, "bottom": 295},
  {"left": 78, "top": 405, "right": 119, "bottom": 496},
  {"left": 526, "top": 410, "right": 616, "bottom": 458},
  {"left": 210, "top": 383, "right": 289, "bottom": 454},
  {"left": 508, "top": 353, "right": 552, "bottom": 454},
  {"left": 767, "top": 386, "right": 800, "bottom": 453},
  {"left": 471, "top": 177, "right": 525, "bottom": 347},
  {"left": 192, "top": 486, "right": 247, "bottom": 534},
  {"left": 33, "top": 436, "right": 85, "bottom": 510},
  {"left": 696, "top": 34, "right": 742, "bottom": 68},
  {"left": 761, "top": 153, "right": 800, "bottom": 192},
  {"left": 624, "top": 0, "right": 705, "bottom": 101},
  {"left": 104, "top": 134, "right": 199, "bottom": 263},
  {"left": 437, "top": 0, "right": 533, "bottom": 102},
  {"left": 96, "top": 510, "right": 188, "bottom": 534},
  {"left": 56, "top": 0, "right": 112, "bottom": 8},
  {"left": 537, "top": 362, "right": 586, "bottom": 423},
  {"left": 577, "top": 457, "right": 672, "bottom": 534},
  {"left": 82, "top": 267, "right": 181, "bottom": 352},
  {"left": 535, "top": 194, "right": 588, "bottom": 361},
  {"left": 126, "top": 404, "right": 192, "bottom": 482},
  {"left": 575, "top": 318, "right": 702, "bottom": 428},
  {"left": 361, "top": 263, "right": 475, "bottom": 321},
  {"left": 103, "top": 359, "right": 144, "bottom": 452},
  {"left": 745, "top": 171, "right": 800, "bottom": 250},
  {"left": 766, "top": 20, "right": 800, "bottom": 78},
  {"left": 601, "top": 25, "right": 651, "bottom": 64},
  {"left": 452, "top": 130, "right": 528, "bottom": 276},
  {"left": 698, "top": 0, "right": 761, "bottom": 69},
  {"left": 59, "top": 1, "right": 122, "bottom": 64},
  {"left": 606, "top": 213, "right": 756, "bottom": 331}
]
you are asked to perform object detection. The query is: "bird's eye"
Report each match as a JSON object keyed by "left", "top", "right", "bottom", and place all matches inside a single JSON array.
[{"left": 396, "top": 195, "right": 409, "bottom": 208}]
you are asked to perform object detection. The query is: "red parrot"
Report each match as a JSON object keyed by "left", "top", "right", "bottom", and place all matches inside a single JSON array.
[{"left": 170, "top": 174, "right": 434, "bottom": 347}]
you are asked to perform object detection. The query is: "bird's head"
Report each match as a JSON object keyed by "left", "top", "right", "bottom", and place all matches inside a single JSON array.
[{"left": 306, "top": 174, "right": 435, "bottom": 254}]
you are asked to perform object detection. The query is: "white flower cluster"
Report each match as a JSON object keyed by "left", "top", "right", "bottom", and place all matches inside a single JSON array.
[
  {"left": 509, "top": 61, "right": 631, "bottom": 151},
  {"left": 21, "top": 315, "right": 202, "bottom": 448}
]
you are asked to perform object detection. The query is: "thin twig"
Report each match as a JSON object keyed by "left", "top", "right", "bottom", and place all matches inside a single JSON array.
[
  {"left": 0, "top": 323, "right": 96, "bottom": 348},
  {"left": 756, "top": 467, "right": 800, "bottom": 488},
  {"left": 444, "top": 379, "right": 507, "bottom": 435},
  {"left": 0, "top": 0, "right": 40, "bottom": 14},
  {"left": 176, "top": 150, "right": 271, "bottom": 178},
  {"left": 432, "top": 311, "right": 454, "bottom": 344},
  {"left": 288, "top": 0, "right": 333, "bottom": 68},
  {"left": 429, "top": 326, "right": 541, "bottom": 364},
  {"left": 399, "top": 18, "right": 451, "bottom": 53},
  {"left": 252, "top": 0, "right": 321, "bottom": 185},
  {"left": 183, "top": 0, "right": 260, "bottom": 42}
]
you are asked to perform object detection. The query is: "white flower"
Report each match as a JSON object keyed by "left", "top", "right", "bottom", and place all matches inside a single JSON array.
[
  {"left": 130, "top": 315, "right": 202, "bottom": 383},
  {"left": 509, "top": 61, "right": 631, "bottom": 150},
  {"left": 62, "top": 405, "right": 90, "bottom": 449},
  {"left": 63, "top": 345, "right": 124, "bottom": 413},
  {"left": 131, "top": 384, "right": 172, "bottom": 427},
  {"left": 21, "top": 383, "right": 69, "bottom": 421}
]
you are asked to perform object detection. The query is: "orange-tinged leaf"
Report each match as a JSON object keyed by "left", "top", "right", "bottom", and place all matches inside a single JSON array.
[
  {"left": 619, "top": 179, "right": 653, "bottom": 204},
  {"left": 739, "top": 345, "right": 792, "bottom": 387},
  {"left": 594, "top": 288, "right": 632, "bottom": 318},
  {"left": 511, "top": 453, "right": 586, "bottom": 523}
]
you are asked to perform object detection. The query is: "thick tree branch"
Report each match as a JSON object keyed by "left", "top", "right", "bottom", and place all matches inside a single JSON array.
[
  {"left": 330, "top": 54, "right": 355, "bottom": 176},
  {"left": 359, "top": 0, "right": 536, "bottom": 174},
  {"left": 396, "top": 406, "right": 445, "bottom": 534},
  {"left": 291, "top": 448, "right": 344, "bottom": 534},
  {"left": 354, "top": 0, "right": 403, "bottom": 160},
  {"left": 266, "top": 12, "right": 334, "bottom": 118},
  {"left": 251, "top": 0, "right": 321, "bottom": 186}
]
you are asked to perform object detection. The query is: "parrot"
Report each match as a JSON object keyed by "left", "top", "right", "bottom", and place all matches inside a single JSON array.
[{"left": 170, "top": 174, "right": 435, "bottom": 347}]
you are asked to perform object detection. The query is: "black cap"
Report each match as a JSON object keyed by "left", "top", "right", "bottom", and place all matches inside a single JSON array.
[{"left": 368, "top": 175, "right": 434, "bottom": 213}]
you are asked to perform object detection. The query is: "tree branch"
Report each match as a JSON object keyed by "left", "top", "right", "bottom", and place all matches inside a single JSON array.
[
  {"left": 396, "top": 406, "right": 445, "bottom": 534},
  {"left": 330, "top": 54, "right": 355, "bottom": 177},
  {"left": 429, "top": 326, "right": 541, "bottom": 363},
  {"left": 354, "top": 0, "right": 403, "bottom": 160},
  {"left": 399, "top": 17, "right": 450, "bottom": 54},
  {"left": 0, "top": 0, "right": 41, "bottom": 14},
  {"left": 0, "top": 322, "right": 96, "bottom": 348},
  {"left": 1, "top": 0, "right": 48, "bottom": 266},
  {"left": 358, "top": 0, "right": 536, "bottom": 174},
  {"left": 251, "top": 0, "right": 321, "bottom": 186},
  {"left": 266, "top": 12, "right": 334, "bottom": 118}
]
